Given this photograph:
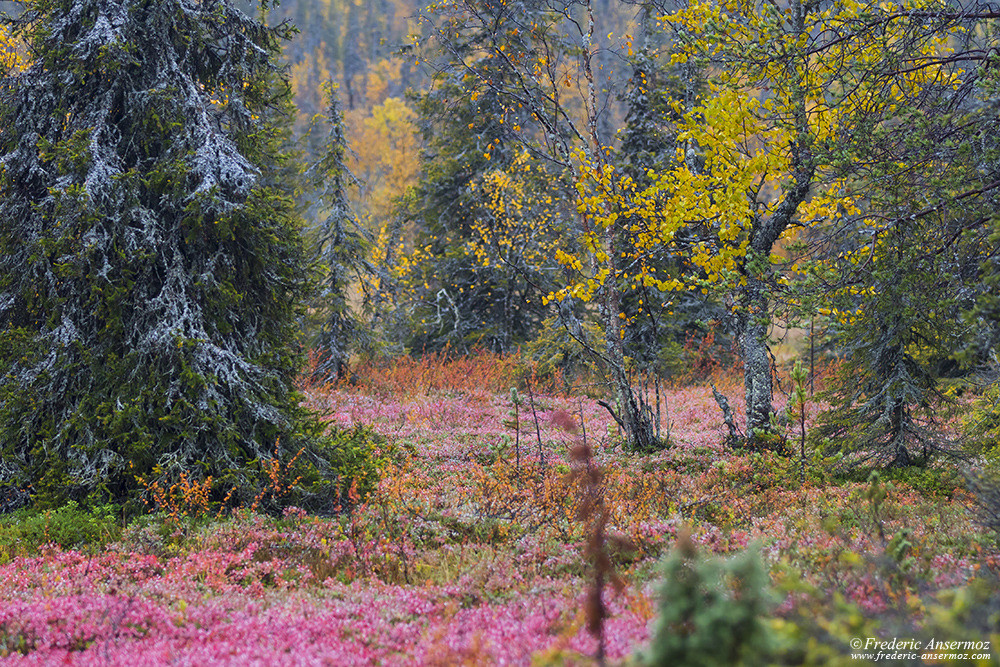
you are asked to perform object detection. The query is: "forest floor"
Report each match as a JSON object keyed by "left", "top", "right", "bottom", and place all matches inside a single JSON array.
[{"left": 1, "top": 359, "right": 998, "bottom": 665}]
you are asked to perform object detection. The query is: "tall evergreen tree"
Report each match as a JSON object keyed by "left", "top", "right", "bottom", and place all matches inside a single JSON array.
[
  {"left": 812, "top": 62, "right": 1000, "bottom": 467},
  {"left": 401, "top": 65, "right": 555, "bottom": 354},
  {"left": 814, "top": 224, "right": 974, "bottom": 468},
  {"left": 0, "top": 0, "right": 369, "bottom": 508},
  {"left": 306, "top": 89, "right": 368, "bottom": 379}
]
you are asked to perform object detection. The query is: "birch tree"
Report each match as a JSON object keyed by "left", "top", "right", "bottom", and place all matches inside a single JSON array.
[
  {"left": 417, "top": 0, "right": 665, "bottom": 451},
  {"left": 626, "top": 0, "right": 999, "bottom": 445}
]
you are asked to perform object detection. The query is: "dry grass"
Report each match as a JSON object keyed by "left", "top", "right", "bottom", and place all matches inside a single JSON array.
[{"left": 301, "top": 347, "right": 573, "bottom": 398}]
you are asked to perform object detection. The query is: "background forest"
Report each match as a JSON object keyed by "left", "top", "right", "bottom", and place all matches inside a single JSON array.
[
  {"left": 262, "top": 0, "right": 1000, "bottom": 466},
  {"left": 1, "top": 0, "right": 1000, "bottom": 664}
]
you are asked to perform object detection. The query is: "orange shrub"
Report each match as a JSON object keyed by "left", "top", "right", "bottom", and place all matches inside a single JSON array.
[{"left": 303, "top": 348, "right": 572, "bottom": 397}]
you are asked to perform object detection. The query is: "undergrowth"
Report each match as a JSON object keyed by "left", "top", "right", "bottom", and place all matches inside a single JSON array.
[
  {"left": 0, "top": 501, "right": 122, "bottom": 564},
  {"left": 1, "top": 356, "right": 998, "bottom": 664}
]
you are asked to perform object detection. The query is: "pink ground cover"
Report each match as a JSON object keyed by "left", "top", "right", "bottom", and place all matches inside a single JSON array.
[
  {"left": 0, "top": 545, "right": 649, "bottom": 665},
  {"left": 2, "top": 380, "right": 993, "bottom": 664}
]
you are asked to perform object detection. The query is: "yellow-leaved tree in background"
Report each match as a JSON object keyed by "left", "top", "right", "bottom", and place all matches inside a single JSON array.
[{"left": 548, "top": 0, "right": 990, "bottom": 447}]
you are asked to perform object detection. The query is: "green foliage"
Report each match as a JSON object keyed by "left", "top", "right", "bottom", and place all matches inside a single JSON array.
[
  {"left": 394, "top": 0, "right": 583, "bottom": 356},
  {"left": 813, "top": 342, "right": 944, "bottom": 469},
  {"left": 305, "top": 90, "right": 369, "bottom": 380},
  {"left": 923, "top": 575, "right": 1000, "bottom": 644},
  {"left": 822, "top": 444, "right": 966, "bottom": 498},
  {"left": 398, "top": 71, "right": 515, "bottom": 354},
  {"left": 522, "top": 314, "right": 601, "bottom": 390},
  {"left": 292, "top": 425, "right": 389, "bottom": 512},
  {"left": 0, "top": 501, "right": 122, "bottom": 564},
  {"left": 742, "top": 428, "right": 792, "bottom": 457},
  {"left": 874, "top": 466, "right": 965, "bottom": 501},
  {"left": 768, "top": 567, "right": 883, "bottom": 666},
  {"left": 642, "top": 535, "right": 776, "bottom": 666},
  {"left": 964, "top": 375, "right": 1000, "bottom": 464},
  {"left": 769, "top": 566, "right": 1000, "bottom": 666},
  {"left": 398, "top": 77, "right": 563, "bottom": 354}
]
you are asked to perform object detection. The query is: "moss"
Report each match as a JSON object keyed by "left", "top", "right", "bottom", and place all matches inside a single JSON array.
[{"left": 0, "top": 501, "right": 123, "bottom": 564}]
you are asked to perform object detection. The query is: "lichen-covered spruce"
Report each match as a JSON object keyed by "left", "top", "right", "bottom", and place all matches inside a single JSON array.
[{"left": 0, "top": 0, "right": 375, "bottom": 511}]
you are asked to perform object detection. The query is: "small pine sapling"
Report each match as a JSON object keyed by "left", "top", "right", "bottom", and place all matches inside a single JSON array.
[{"left": 643, "top": 531, "right": 776, "bottom": 667}]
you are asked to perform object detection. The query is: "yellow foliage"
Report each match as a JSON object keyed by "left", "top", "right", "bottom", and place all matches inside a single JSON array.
[
  {"left": 346, "top": 97, "right": 420, "bottom": 224},
  {"left": 533, "top": 0, "right": 971, "bottom": 333},
  {"left": 1, "top": 25, "right": 27, "bottom": 73}
]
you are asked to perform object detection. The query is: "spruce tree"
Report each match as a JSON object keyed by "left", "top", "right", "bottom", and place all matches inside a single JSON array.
[
  {"left": 644, "top": 534, "right": 775, "bottom": 666},
  {"left": 0, "top": 0, "right": 368, "bottom": 508},
  {"left": 402, "top": 68, "right": 555, "bottom": 354},
  {"left": 810, "top": 22, "right": 1000, "bottom": 469},
  {"left": 307, "top": 90, "right": 367, "bottom": 380},
  {"left": 814, "top": 211, "right": 993, "bottom": 468}
]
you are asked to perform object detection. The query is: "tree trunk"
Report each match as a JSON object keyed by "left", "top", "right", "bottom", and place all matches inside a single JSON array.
[
  {"left": 729, "top": 0, "right": 814, "bottom": 445},
  {"left": 581, "top": 0, "right": 656, "bottom": 453},
  {"left": 602, "top": 281, "right": 657, "bottom": 452},
  {"left": 738, "top": 275, "right": 775, "bottom": 435},
  {"left": 889, "top": 402, "right": 912, "bottom": 467}
]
